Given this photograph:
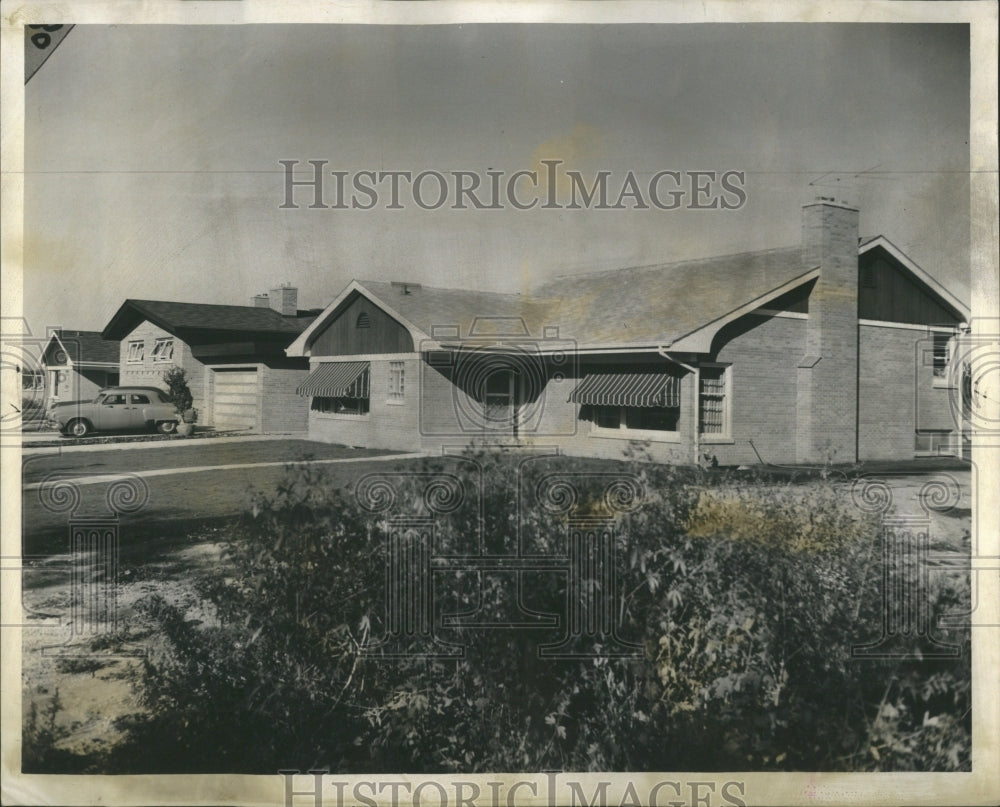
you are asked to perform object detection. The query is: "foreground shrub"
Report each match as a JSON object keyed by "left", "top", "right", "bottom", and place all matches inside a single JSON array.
[{"left": 115, "top": 452, "right": 971, "bottom": 773}]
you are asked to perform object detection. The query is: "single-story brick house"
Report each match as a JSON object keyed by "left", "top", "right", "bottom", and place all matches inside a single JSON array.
[
  {"left": 286, "top": 199, "right": 970, "bottom": 463},
  {"left": 41, "top": 330, "right": 121, "bottom": 408},
  {"left": 101, "top": 286, "right": 317, "bottom": 433}
]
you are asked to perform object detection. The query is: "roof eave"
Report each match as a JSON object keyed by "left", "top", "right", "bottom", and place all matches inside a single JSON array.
[
  {"left": 665, "top": 267, "right": 821, "bottom": 353},
  {"left": 285, "top": 281, "right": 433, "bottom": 357},
  {"left": 101, "top": 300, "right": 170, "bottom": 341}
]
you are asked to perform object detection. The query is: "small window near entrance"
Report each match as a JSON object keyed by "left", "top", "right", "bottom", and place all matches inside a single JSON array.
[
  {"left": 388, "top": 361, "right": 405, "bottom": 402},
  {"left": 356, "top": 312, "right": 371, "bottom": 329}
]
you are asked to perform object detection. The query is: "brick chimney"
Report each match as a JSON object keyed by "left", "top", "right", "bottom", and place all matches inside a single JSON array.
[
  {"left": 269, "top": 284, "right": 298, "bottom": 316},
  {"left": 251, "top": 294, "right": 270, "bottom": 308},
  {"left": 796, "top": 198, "right": 860, "bottom": 464}
]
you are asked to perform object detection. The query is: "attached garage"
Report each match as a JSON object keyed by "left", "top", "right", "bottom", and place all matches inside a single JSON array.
[{"left": 211, "top": 367, "right": 260, "bottom": 431}]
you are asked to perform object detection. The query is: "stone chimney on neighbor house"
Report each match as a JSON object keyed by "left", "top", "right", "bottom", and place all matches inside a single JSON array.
[
  {"left": 796, "top": 197, "right": 860, "bottom": 464},
  {"left": 269, "top": 283, "right": 298, "bottom": 316},
  {"left": 250, "top": 284, "right": 299, "bottom": 316}
]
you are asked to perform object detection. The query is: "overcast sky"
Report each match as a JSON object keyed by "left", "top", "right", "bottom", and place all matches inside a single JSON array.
[{"left": 24, "top": 23, "right": 970, "bottom": 332}]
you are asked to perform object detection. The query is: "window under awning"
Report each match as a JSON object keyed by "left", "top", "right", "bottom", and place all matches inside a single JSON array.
[
  {"left": 296, "top": 361, "right": 370, "bottom": 398},
  {"left": 568, "top": 372, "right": 680, "bottom": 408}
]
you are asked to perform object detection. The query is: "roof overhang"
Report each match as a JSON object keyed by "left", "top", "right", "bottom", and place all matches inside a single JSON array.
[
  {"left": 285, "top": 280, "right": 433, "bottom": 357},
  {"left": 859, "top": 236, "right": 970, "bottom": 321},
  {"left": 101, "top": 301, "right": 164, "bottom": 340},
  {"left": 664, "top": 267, "right": 820, "bottom": 354}
]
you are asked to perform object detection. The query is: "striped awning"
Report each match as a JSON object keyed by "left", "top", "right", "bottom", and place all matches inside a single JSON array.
[
  {"left": 568, "top": 372, "right": 680, "bottom": 408},
  {"left": 297, "top": 361, "right": 369, "bottom": 398}
]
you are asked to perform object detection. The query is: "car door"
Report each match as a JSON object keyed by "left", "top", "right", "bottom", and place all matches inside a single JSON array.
[
  {"left": 129, "top": 393, "right": 154, "bottom": 428},
  {"left": 95, "top": 393, "right": 132, "bottom": 430}
]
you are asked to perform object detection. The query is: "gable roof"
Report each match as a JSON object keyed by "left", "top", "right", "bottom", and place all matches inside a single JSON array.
[
  {"left": 858, "top": 236, "right": 970, "bottom": 321},
  {"left": 288, "top": 247, "right": 817, "bottom": 356},
  {"left": 102, "top": 299, "right": 313, "bottom": 342},
  {"left": 288, "top": 238, "right": 969, "bottom": 357},
  {"left": 43, "top": 330, "right": 120, "bottom": 367}
]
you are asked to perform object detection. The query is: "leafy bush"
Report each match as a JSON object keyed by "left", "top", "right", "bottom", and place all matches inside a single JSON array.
[
  {"left": 161, "top": 366, "right": 193, "bottom": 417},
  {"left": 117, "top": 451, "right": 971, "bottom": 773}
]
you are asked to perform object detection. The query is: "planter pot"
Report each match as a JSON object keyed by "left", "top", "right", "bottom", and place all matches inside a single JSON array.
[{"left": 176, "top": 422, "right": 195, "bottom": 437}]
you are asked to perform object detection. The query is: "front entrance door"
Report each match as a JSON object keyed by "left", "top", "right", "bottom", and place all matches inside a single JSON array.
[{"left": 483, "top": 369, "right": 517, "bottom": 435}]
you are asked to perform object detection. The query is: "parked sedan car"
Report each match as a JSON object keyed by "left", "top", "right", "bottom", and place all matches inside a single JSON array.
[{"left": 48, "top": 386, "right": 179, "bottom": 437}]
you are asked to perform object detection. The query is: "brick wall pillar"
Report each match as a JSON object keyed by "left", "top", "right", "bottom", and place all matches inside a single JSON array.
[{"left": 796, "top": 200, "right": 860, "bottom": 464}]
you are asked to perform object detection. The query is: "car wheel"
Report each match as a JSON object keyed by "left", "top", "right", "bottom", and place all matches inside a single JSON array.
[
  {"left": 157, "top": 420, "right": 178, "bottom": 435},
  {"left": 68, "top": 419, "right": 91, "bottom": 438}
]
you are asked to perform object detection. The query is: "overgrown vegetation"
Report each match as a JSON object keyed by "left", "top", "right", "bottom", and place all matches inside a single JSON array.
[
  {"left": 48, "top": 449, "right": 969, "bottom": 773},
  {"left": 22, "top": 689, "right": 93, "bottom": 773}
]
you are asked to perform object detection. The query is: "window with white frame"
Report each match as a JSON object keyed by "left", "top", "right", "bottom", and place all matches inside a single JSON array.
[
  {"left": 388, "top": 360, "right": 405, "bottom": 402},
  {"left": 932, "top": 332, "right": 951, "bottom": 382},
  {"left": 126, "top": 341, "right": 144, "bottom": 363},
  {"left": 151, "top": 337, "right": 174, "bottom": 362},
  {"left": 699, "top": 364, "right": 731, "bottom": 438}
]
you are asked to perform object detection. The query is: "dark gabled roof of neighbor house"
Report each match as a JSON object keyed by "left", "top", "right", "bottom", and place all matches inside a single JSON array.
[
  {"left": 102, "top": 299, "right": 315, "bottom": 342},
  {"left": 43, "top": 330, "right": 120, "bottom": 366}
]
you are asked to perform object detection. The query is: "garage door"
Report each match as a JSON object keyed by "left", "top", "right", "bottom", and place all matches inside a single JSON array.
[{"left": 212, "top": 368, "right": 259, "bottom": 431}]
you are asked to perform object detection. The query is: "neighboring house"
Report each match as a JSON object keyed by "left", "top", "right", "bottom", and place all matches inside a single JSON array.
[
  {"left": 101, "top": 285, "right": 317, "bottom": 433},
  {"left": 286, "top": 199, "right": 970, "bottom": 464},
  {"left": 41, "top": 330, "right": 120, "bottom": 408}
]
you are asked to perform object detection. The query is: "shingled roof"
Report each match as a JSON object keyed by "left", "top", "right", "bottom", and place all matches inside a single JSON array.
[
  {"left": 43, "top": 330, "right": 120, "bottom": 366},
  {"left": 534, "top": 246, "right": 814, "bottom": 347},
  {"left": 102, "top": 299, "right": 313, "bottom": 341},
  {"left": 289, "top": 245, "right": 822, "bottom": 356},
  {"left": 356, "top": 281, "right": 554, "bottom": 340}
]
